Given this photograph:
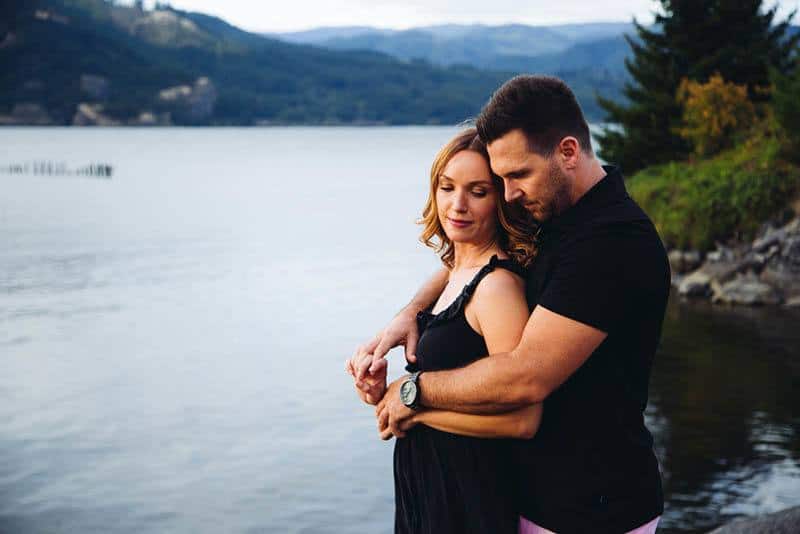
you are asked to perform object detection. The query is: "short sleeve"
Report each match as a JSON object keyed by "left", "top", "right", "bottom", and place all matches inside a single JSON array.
[{"left": 537, "top": 226, "right": 635, "bottom": 333}]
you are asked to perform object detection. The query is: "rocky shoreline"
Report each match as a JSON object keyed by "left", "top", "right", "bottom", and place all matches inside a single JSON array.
[
  {"left": 671, "top": 214, "right": 800, "bottom": 306},
  {"left": 709, "top": 505, "right": 800, "bottom": 533}
]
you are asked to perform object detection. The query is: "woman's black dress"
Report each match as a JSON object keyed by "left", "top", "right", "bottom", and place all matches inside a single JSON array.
[{"left": 394, "top": 255, "right": 524, "bottom": 534}]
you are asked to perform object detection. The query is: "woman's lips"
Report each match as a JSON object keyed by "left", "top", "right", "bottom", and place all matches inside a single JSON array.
[{"left": 448, "top": 218, "right": 472, "bottom": 228}]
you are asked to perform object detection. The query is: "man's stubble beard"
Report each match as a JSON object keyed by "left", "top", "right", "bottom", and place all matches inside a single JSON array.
[{"left": 525, "top": 159, "right": 572, "bottom": 224}]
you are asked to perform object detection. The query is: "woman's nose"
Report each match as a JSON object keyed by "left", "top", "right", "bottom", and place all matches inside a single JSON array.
[{"left": 452, "top": 192, "right": 468, "bottom": 212}]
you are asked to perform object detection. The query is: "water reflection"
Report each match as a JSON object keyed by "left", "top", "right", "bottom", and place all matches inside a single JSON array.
[
  {"left": 1, "top": 128, "right": 798, "bottom": 533},
  {"left": 652, "top": 294, "right": 800, "bottom": 532}
]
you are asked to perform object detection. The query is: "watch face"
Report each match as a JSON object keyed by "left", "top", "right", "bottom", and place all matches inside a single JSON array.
[{"left": 400, "top": 380, "right": 417, "bottom": 406}]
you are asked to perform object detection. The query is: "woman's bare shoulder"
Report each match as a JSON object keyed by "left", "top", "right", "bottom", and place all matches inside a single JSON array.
[{"left": 475, "top": 267, "right": 525, "bottom": 297}]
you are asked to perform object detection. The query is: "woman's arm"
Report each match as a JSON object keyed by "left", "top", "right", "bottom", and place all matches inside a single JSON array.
[
  {"left": 411, "top": 404, "right": 541, "bottom": 439},
  {"left": 400, "top": 268, "right": 542, "bottom": 440}
]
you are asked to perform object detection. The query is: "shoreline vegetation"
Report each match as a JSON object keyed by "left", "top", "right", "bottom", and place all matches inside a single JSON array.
[
  {"left": 602, "top": 1, "right": 800, "bottom": 308},
  {"left": 628, "top": 134, "right": 800, "bottom": 307}
]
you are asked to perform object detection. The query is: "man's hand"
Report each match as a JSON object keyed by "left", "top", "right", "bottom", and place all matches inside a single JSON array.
[
  {"left": 345, "top": 346, "right": 387, "bottom": 405},
  {"left": 375, "top": 377, "right": 418, "bottom": 440}
]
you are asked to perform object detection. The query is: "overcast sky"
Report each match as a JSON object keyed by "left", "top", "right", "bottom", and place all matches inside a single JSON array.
[{"left": 149, "top": 0, "right": 799, "bottom": 33}]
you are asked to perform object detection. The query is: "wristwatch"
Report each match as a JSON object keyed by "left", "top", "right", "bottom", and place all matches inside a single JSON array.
[{"left": 400, "top": 371, "right": 423, "bottom": 410}]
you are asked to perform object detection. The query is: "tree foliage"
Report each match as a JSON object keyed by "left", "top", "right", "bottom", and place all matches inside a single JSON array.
[
  {"left": 0, "top": 0, "right": 510, "bottom": 125},
  {"left": 771, "top": 62, "right": 800, "bottom": 156},
  {"left": 676, "top": 74, "right": 756, "bottom": 157},
  {"left": 597, "top": 0, "right": 799, "bottom": 173}
]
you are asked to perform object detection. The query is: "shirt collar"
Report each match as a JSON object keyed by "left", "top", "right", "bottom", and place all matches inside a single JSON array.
[{"left": 545, "top": 165, "right": 625, "bottom": 232}]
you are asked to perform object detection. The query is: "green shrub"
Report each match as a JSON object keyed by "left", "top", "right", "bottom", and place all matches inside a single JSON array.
[
  {"left": 771, "top": 66, "right": 800, "bottom": 157},
  {"left": 628, "top": 136, "right": 799, "bottom": 251}
]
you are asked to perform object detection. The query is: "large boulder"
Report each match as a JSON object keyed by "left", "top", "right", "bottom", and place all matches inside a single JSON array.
[
  {"left": 678, "top": 270, "right": 712, "bottom": 297},
  {"left": 711, "top": 273, "right": 783, "bottom": 305},
  {"left": 674, "top": 216, "right": 800, "bottom": 306},
  {"left": 668, "top": 249, "right": 703, "bottom": 274},
  {"left": 761, "top": 234, "right": 800, "bottom": 300}
]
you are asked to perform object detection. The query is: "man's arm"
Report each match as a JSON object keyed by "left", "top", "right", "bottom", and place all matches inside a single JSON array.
[
  {"left": 418, "top": 305, "right": 607, "bottom": 413},
  {"left": 377, "top": 268, "right": 556, "bottom": 437},
  {"left": 377, "top": 305, "right": 607, "bottom": 437},
  {"left": 378, "top": 227, "right": 643, "bottom": 435}
]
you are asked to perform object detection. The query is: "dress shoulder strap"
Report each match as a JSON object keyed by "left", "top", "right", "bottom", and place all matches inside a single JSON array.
[
  {"left": 423, "top": 255, "right": 524, "bottom": 329},
  {"left": 461, "top": 254, "right": 525, "bottom": 297}
]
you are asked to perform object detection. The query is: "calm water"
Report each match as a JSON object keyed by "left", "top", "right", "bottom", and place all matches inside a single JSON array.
[{"left": 1, "top": 128, "right": 798, "bottom": 534}]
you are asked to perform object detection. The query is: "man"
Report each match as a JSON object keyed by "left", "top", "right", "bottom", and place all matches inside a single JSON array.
[{"left": 351, "top": 75, "right": 670, "bottom": 533}]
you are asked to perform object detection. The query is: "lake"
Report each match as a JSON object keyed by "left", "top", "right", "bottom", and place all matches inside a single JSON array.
[{"left": 1, "top": 127, "right": 798, "bottom": 533}]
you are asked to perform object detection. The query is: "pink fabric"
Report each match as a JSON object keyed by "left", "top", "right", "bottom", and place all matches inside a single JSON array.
[{"left": 518, "top": 515, "right": 660, "bottom": 534}]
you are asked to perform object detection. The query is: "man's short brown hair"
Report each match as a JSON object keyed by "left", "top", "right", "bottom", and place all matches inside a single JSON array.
[{"left": 476, "top": 75, "right": 592, "bottom": 156}]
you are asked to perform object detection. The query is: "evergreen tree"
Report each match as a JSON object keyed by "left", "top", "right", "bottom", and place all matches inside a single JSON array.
[{"left": 597, "top": 0, "right": 799, "bottom": 173}]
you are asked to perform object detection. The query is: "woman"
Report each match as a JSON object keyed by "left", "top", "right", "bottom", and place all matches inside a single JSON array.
[{"left": 346, "top": 128, "right": 542, "bottom": 533}]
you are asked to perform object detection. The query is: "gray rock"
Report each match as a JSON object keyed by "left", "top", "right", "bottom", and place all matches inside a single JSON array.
[
  {"left": 761, "top": 235, "right": 800, "bottom": 301},
  {"left": 699, "top": 257, "right": 749, "bottom": 284},
  {"left": 752, "top": 229, "right": 785, "bottom": 253},
  {"left": 783, "top": 217, "right": 800, "bottom": 235},
  {"left": 708, "top": 505, "right": 800, "bottom": 533},
  {"left": 707, "top": 246, "right": 736, "bottom": 263},
  {"left": 668, "top": 250, "right": 686, "bottom": 273},
  {"left": 158, "top": 77, "right": 216, "bottom": 122},
  {"left": 668, "top": 250, "right": 703, "bottom": 274},
  {"left": 127, "top": 111, "right": 172, "bottom": 126},
  {"left": 712, "top": 273, "right": 782, "bottom": 306},
  {"left": 72, "top": 103, "right": 120, "bottom": 126},
  {"left": 0, "top": 102, "right": 53, "bottom": 125},
  {"left": 678, "top": 271, "right": 712, "bottom": 297}
]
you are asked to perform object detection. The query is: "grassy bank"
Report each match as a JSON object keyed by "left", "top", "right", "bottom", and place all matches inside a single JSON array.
[{"left": 627, "top": 136, "right": 799, "bottom": 251}]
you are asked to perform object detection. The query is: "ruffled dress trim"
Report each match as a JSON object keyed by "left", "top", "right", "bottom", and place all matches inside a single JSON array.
[{"left": 416, "top": 255, "right": 525, "bottom": 330}]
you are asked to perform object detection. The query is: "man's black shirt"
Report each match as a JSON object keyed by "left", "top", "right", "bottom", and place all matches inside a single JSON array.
[{"left": 517, "top": 165, "right": 670, "bottom": 533}]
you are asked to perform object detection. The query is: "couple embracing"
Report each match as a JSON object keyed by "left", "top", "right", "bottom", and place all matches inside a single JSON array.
[{"left": 346, "top": 75, "right": 670, "bottom": 534}]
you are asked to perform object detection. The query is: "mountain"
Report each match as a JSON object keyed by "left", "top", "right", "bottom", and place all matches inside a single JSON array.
[
  {"left": 0, "top": 0, "right": 515, "bottom": 125},
  {"left": 274, "top": 22, "right": 633, "bottom": 69},
  {"left": 273, "top": 23, "right": 635, "bottom": 120},
  {"left": 270, "top": 26, "right": 382, "bottom": 45}
]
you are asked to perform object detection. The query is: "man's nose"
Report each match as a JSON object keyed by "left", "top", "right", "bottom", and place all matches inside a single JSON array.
[{"left": 505, "top": 183, "right": 523, "bottom": 203}]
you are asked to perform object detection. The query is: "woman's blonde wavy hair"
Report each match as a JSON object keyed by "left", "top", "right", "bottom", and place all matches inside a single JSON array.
[{"left": 418, "top": 127, "right": 540, "bottom": 269}]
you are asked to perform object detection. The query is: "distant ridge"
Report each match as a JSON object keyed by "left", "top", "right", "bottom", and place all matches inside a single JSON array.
[
  {"left": 1, "top": 0, "right": 515, "bottom": 125},
  {"left": 272, "top": 22, "right": 634, "bottom": 66},
  {"left": 271, "top": 22, "right": 636, "bottom": 118}
]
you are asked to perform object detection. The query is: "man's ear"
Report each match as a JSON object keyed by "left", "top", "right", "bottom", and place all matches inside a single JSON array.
[{"left": 558, "top": 137, "right": 580, "bottom": 170}]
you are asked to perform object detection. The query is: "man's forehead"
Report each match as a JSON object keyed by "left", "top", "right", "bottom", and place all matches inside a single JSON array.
[{"left": 487, "top": 129, "right": 533, "bottom": 174}]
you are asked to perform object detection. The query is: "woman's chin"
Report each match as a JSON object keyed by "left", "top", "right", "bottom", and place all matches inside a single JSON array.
[{"left": 446, "top": 233, "right": 483, "bottom": 246}]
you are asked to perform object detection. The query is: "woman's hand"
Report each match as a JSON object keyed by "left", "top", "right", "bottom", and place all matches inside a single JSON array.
[
  {"left": 346, "top": 345, "right": 387, "bottom": 405},
  {"left": 379, "top": 412, "right": 421, "bottom": 440},
  {"left": 359, "top": 305, "right": 421, "bottom": 377}
]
